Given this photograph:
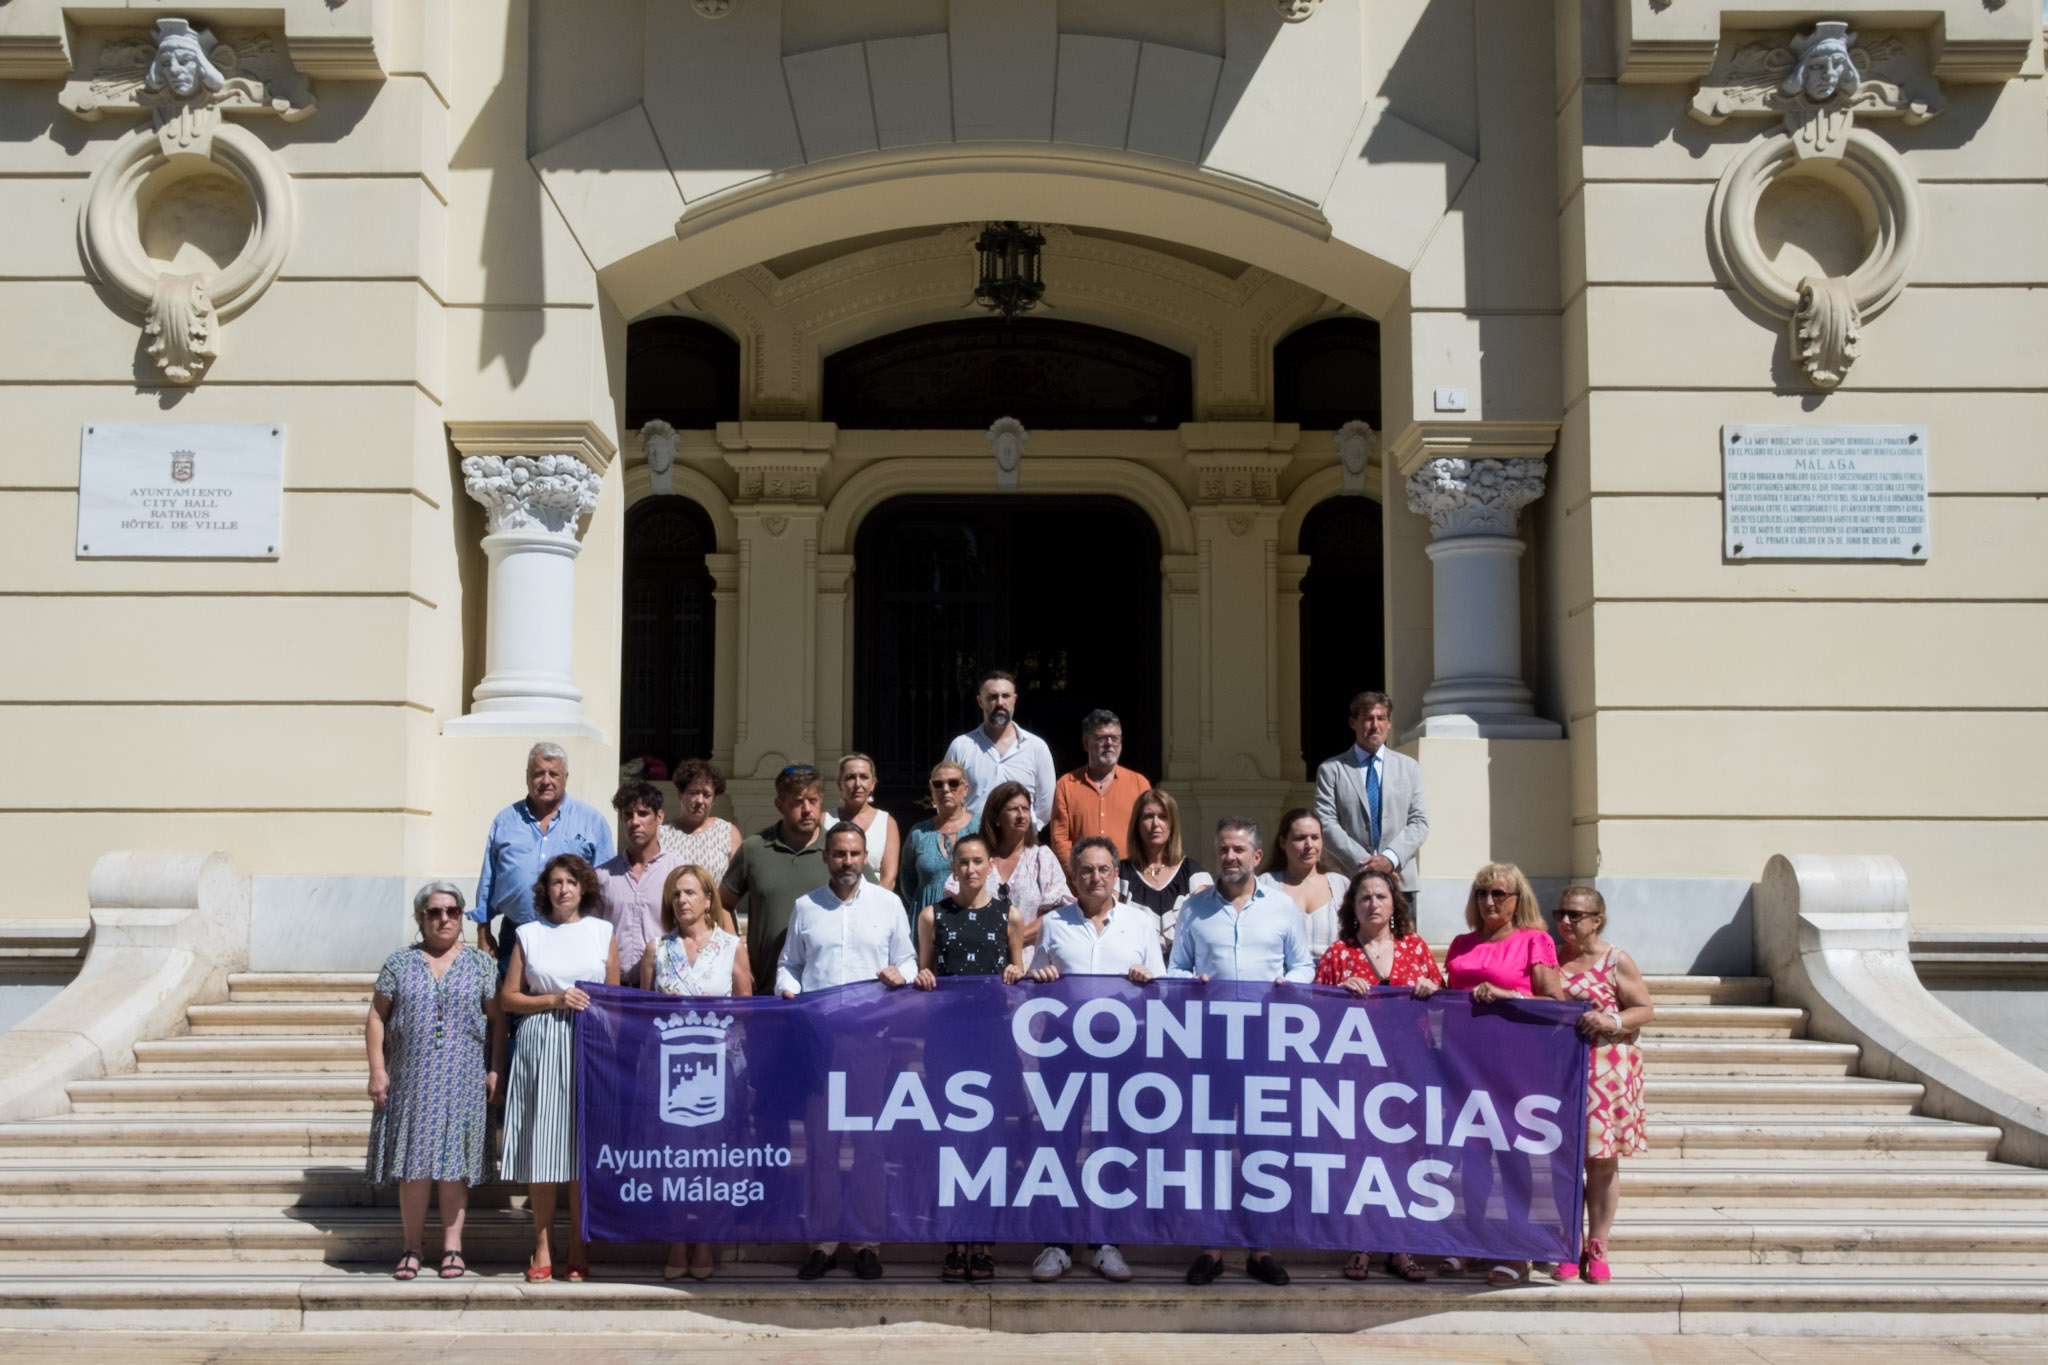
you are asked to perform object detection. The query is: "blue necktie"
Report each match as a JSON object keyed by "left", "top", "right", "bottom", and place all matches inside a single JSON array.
[{"left": 1364, "top": 753, "right": 1382, "bottom": 853}]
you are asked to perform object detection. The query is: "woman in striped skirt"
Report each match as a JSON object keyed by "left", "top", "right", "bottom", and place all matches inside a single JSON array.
[{"left": 498, "top": 853, "right": 620, "bottom": 1283}]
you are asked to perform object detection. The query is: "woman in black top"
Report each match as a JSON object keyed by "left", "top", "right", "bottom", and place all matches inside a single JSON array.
[
  {"left": 914, "top": 832, "right": 1024, "bottom": 1283},
  {"left": 1116, "top": 789, "right": 1214, "bottom": 953}
]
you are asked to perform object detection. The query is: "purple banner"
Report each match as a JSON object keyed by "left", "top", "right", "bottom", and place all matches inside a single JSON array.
[{"left": 576, "top": 978, "right": 1589, "bottom": 1261}]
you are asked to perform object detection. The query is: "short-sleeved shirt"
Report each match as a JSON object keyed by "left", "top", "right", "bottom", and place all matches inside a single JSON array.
[
  {"left": 595, "top": 847, "right": 681, "bottom": 982},
  {"left": 723, "top": 823, "right": 828, "bottom": 994},
  {"left": 1316, "top": 934, "right": 1444, "bottom": 989},
  {"left": 1445, "top": 928, "right": 1558, "bottom": 994}
]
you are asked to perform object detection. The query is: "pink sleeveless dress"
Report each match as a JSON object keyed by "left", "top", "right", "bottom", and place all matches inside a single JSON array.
[{"left": 1564, "top": 948, "right": 1648, "bottom": 1158}]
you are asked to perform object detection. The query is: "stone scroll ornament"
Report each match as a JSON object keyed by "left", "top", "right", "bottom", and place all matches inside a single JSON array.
[
  {"left": 1694, "top": 22, "right": 1939, "bottom": 390},
  {"left": 64, "top": 20, "right": 311, "bottom": 385}
]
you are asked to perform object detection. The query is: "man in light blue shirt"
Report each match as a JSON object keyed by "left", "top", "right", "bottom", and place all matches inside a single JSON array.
[
  {"left": 470, "top": 742, "right": 615, "bottom": 981},
  {"left": 1166, "top": 816, "right": 1311, "bottom": 1290}
]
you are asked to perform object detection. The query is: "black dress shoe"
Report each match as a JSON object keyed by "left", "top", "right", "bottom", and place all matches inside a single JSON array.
[
  {"left": 854, "top": 1247, "right": 884, "bottom": 1280},
  {"left": 1186, "top": 1252, "right": 1223, "bottom": 1285},
  {"left": 1245, "top": 1253, "right": 1290, "bottom": 1286},
  {"left": 797, "top": 1249, "right": 836, "bottom": 1280}
]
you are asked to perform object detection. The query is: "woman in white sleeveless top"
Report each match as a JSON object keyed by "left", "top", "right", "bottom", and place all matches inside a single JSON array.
[
  {"left": 1256, "top": 808, "right": 1349, "bottom": 965},
  {"left": 642, "top": 864, "right": 752, "bottom": 1280},
  {"left": 498, "top": 854, "right": 620, "bottom": 1283},
  {"left": 835, "top": 752, "right": 900, "bottom": 890}
]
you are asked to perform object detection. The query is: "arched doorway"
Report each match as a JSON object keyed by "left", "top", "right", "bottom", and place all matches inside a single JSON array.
[
  {"left": 619, "top": 497, "right": 717, "bottom": 772},
  {"left": 854, "top": 496, "right": 1163, "bottom": 805},
  {"left": 1298, "top": 496, "right": 1385, "bottom": 777}
]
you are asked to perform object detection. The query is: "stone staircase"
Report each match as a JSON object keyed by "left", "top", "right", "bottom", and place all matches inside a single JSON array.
[{"left": 0, "top": 972, "right": 2044, "bottom": 1333}]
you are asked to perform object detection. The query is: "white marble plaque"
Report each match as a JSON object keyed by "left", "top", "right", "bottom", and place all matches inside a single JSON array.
[
  {"left": 76, "top": 423, "right": 284, "bottom": 559},
  {"left": 1722, "top": 425, "right": 1928, "bottom": 561}
]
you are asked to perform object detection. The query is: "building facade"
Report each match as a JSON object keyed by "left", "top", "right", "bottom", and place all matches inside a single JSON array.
[{"left": 3, "top": 0, "right": 2042, "bottom": 971}]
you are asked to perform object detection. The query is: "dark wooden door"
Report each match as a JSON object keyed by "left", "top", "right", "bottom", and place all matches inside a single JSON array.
[
  {"left": 1298, "top": 496, "right": 1386, "bottom": 778},
  {"left": 620, "top": 497, "right": 716, "bottom": 770},
  {"left": 855, "top": 496, "right": 1162, "bottom": 812}
]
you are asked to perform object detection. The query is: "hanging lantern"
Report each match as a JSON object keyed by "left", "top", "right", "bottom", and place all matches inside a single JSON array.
[{"left": 973, "top": 221, "right": 1046, "bottom": 320}]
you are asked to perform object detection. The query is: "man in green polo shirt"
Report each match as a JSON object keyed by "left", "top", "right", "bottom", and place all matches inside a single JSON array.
[{"left": 722, "top": 764, "right": 829, "bottom": 994}]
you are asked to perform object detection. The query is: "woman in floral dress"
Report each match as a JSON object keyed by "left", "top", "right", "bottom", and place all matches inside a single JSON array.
[
  {"left": 1314, "top": 869, "right": 1442, "bottom": 1283},
  {"left": 364, "top": 881, "right": 503, "bottom": 1281},
  {"left": 1553, "top": 884, "right": 1654, "bottom": 1284},
  {"left": 644, "top": 864, "right": 751, "bottom": 1279}
]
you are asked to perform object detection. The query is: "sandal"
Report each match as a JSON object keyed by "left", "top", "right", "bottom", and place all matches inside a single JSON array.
[
  {"left": 1342, "top": 1251, "right": 1370, "bottom": 1281},
  {"left": 1387, "top": 1253, "right": 1430, "bottom": 1283},
  {"left": 522, "top": 1262, "right": 552, "bottom": 1283},
  {"left": 564, "top": 1260, "right": 591, "bottom": 1283},
  {"left": 392, "top": 1249, "right": 422, "bottom": 1281},
  {"left": 1486, "top": 1260, "right": 1531, "bottom": 1286},
  {"left": 438, "top": 1250, "right": 467, "bottom": 1280},
  {"left": 1436, "top": 1256, "right": 1466, "bottom": 1277},
  {"left": 942, "top": 1249, "right": 967, "bottom": 1283}
]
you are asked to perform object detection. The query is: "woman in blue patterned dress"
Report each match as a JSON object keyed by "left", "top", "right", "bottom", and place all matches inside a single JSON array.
[
  {"left": 364, "top": 881, "right": 503, "bottom": 1281},
  {"left": 642, "top": 863, "right": 752, "bottom": 1280},
  {"left": 898, "top": 760, "right": 978, "bottom": 920}
]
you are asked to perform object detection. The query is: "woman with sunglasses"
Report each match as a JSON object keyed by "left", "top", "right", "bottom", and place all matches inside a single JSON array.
[
  {"left": 1552, "top": 885, "right": 1653, "bottom": 1284},
  {"left": 899, "top": 760, "right": 979, "bottom": 921},
  {"left": 1441, "top": 861, "right": 1565, "bottom": 1286},
  {"left": 364, "top": 882, "right": 503, "bottom": 1281}
]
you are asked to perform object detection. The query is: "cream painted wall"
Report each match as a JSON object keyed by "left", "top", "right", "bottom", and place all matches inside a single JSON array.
[{"left": 1, "top": 0, "right": 2040, "bottom": 942}]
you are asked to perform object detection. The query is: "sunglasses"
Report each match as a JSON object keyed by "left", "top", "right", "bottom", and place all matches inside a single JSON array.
[
  {"left": 1475, "top": 888, "right": 1518, "bottom": 903},
  {"left": 930, "top": 778, "right": 965, "bottom": 790},
  {"left": 422, "top": 907, "right": 463, "bottom": 921},
  {"left": 779, "top": 764, "right": 818, "bottom": 778},
  {"left": 1555, "top": 909, "right": 1600, "bottom": 923}
]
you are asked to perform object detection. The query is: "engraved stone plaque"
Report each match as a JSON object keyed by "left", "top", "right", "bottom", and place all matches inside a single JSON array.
[
  {"left": 76, "top": 422, "right": 284, "bottom": 559},
  {"left": 1722, "top": 425, "right": 1928, "bottom": 561}
]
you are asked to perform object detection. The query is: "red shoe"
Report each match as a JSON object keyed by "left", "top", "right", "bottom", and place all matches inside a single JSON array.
[
  {"left": 1584, "top": 1238, "right": 1611, "bottom": 1284},
  {"left": 523, "top": 1263, "right": 552, "bottom": 1283},
  {"left": 564, "top": 1260, "right": 592, "bottom": 1282}
]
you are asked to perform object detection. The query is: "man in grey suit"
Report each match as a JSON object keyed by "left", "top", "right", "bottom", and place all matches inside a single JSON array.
[{"left": 1314, "top": 691, "right": 1428, "bottom": 898}]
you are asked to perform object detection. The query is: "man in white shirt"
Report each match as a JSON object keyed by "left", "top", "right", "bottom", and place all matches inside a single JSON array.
[
  {"left": 943, "top": 669, "right": 1058, "bottom": 826},
  {"left": 775, "top": 823, "right": 916, "bottom": 1281},
  {"left": 1010, "top": 836, "right": 1160, "bottom": 1286},
  {"left": 1165, "top": 818, "right": 1311, "bottom": 1289},
  {"left": 1314, "top": 690, "right": 1429, "bottom": 900}
]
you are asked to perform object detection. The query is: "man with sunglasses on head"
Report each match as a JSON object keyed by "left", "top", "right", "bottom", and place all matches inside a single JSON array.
[
  {"left": 722, "top": 764, "right": 830, "bottom": 995},
  {"left": 944, "top": 669, "right": 1058, "bottom": 828}
]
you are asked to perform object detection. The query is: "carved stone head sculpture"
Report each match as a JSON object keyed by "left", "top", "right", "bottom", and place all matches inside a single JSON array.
[
  {"left": 987, "top": 416, "right": 1026, "bottom": 490},
  {"left": 1784, "top": 22, "right": 1860, "bottom": 105},
  {"left": 146, "top": 19, "right": 226, "bottom": 101}
]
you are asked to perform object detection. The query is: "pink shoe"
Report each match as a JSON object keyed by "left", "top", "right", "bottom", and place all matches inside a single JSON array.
[
  {"left": 1552, "top": 1257, "right": 1580, "bottom": 1281},
  {"left": 1584, "top": 1238, "right": 1611, "bottom": 1284}
]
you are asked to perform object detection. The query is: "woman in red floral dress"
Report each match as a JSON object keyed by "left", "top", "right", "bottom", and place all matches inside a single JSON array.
[
  {"left": 1314, "top": 869, "right": 1444, "bottom": 1282},
  {"left": 1552, "top": 885, "right": 1654, "bottom": 1284}
]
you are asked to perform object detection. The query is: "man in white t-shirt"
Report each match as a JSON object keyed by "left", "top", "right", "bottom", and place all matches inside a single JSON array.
[
  {"left": 775, "top": 822, "right": 916, "bottom": 1281},
  {"left": 943, "top": 669, "right": 1058, "bottom": 825}
]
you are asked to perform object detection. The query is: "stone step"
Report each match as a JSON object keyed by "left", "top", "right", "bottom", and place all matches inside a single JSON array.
[
  {"left": 68, "top": 1075, "right": 375, "bottom": 1113},
  {"left": 136, "top": 1038, "right": 369, "bottom": 1072},
  {"left": 0, "top": 1204, "right": 2041, "bottom": 1266},
  {"left": 226, "top": 974, "right": 377, "bottom": 1004},
  {"left": 0, "top": 1117, "right": 371, "bottom": 1159},
  {"left": 1635, "top": 1038, "right": 1860, "bottom": 1076},
  {"left": 1637, "top": 1005, "right": 1806, "bottom": 1038},
  {"left": 1646, "top": 1115, "right": 2004, "bottom": 1160},
  {"left": 0, "top": 1259, "right": 2045, "bottom": 1336},
  {"left": 1637, "top": 976, "right": 1773, "bottom": 1006},
  {"left": 1641, "top": 1077, "right": 1924, "bottom": 1115},
  {"left": 188, "top": 1002, "right": 367, "bottom": 1035},
  {"left": 1619, "top": 1160, "right": 2048, "bottom": 1206}
]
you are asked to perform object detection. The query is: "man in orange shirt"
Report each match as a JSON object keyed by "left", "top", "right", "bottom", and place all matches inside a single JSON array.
[{"left": 1048, "top": 709, "right": 1153, "bottom": 875}]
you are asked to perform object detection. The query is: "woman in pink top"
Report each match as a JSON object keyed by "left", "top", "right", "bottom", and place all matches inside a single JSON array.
[{"left": 1440, "top": 861, "right": 1566, "bottom": 1285}]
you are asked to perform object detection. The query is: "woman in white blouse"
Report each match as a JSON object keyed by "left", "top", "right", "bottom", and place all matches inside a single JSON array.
[
  {"left": 1256, "top": 808, "right": 1349, "bottom": 966},
  {"left": 498, "top": 854, "right": 621, "bottom": 1284},
  {"left": 642, "top": 864, "right": 750, "bottom": 1280},
  {"left": 946, "top": 779, "right": 1068, "bottom": 946}
]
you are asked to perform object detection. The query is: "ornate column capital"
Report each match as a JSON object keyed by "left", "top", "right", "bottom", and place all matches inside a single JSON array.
[
  {"left": 1405, "top": 457, "right": 1548, "bottom": 540},
  {"left": 447, "top": 420, "right": 615, "bottom": 537},
  {"left": 1385, "top": 419, "right": 1559, "bottom": 479}
]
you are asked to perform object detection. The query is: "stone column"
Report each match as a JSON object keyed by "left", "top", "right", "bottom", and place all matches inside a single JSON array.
[
  {"left": 1402, "top": 455, "right": 1561, "bottom": 740},
  {"left": 445, "top": 423, "right": 613, "bottom": 739}
]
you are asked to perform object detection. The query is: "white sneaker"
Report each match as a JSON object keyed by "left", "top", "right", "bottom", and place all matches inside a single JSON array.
[
  {"left": 1091, "top": 1244, "right": 1133, "bottom": 1282},
  {"left": 1030, "top": 1245, "right": 1072, "bottom": 1282}
]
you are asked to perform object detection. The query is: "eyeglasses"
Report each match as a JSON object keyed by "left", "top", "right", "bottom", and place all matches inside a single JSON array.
[
  {"left": 1076, "top": 866, "right": 1116, "bottom": 881},
  {"left": 1475, "top": 888, "right": 1518, "bottom": 903},
  {"left": 1555, "top": 909, "right": 1600, "bottom": 922},
  {"left": 930, "top": 778, "right": 965, "bottom": 790},
  {"left": 422, "top": 908, "right": 463, "bottom": 921}
]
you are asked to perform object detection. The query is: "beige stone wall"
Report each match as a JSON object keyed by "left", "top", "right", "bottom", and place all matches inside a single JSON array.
[{"left": 1553, "top": 1, "right": 2048, "bottom": 923}]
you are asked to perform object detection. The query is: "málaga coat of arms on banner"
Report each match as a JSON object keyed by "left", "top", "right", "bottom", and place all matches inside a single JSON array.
[{"left": 658, "top": 1011, "right": 732, "bottom": 1128}]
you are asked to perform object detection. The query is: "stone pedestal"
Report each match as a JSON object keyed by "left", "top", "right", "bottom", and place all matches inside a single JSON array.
[{"left": 444, "top": 422, "right": 615, "bottom": 740}]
